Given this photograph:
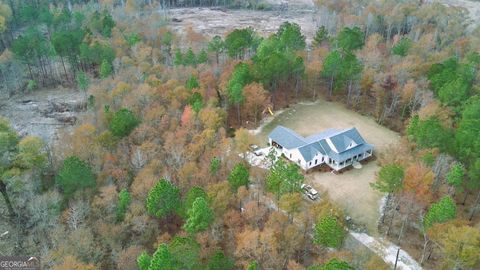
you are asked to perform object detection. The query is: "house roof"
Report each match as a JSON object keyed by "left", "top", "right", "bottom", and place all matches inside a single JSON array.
[
  {"left": 268, "top": 126, "right": 307, "bottom": 149},
  {"left": 321, "top": 140, "right": 373, "bottom": 162},
  {"left": 328, "top": 128, "right": 366, "bottom": 153},
  {"left": 304, "top": 128, "right": 339, "bottom": 143},
  {"left": 298, "top": 142, "right": 325, "bottom": 161},
  {"left": 268, "top": 125, "right": 373, "bottom": 163}
]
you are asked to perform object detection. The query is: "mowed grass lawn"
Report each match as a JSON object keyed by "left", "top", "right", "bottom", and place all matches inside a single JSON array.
[{"left": 257, "top": 100, "right": 400, "bottom": 233}]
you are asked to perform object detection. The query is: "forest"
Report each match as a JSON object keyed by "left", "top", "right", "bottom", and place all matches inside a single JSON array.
[{"left": 0, "top": 0, "right": 479, "bottom": 269}]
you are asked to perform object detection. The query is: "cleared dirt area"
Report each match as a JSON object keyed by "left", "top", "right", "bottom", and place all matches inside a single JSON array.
[
  {"left": 256, "top": 100, "right": 400, "bottom": 233},
  {"left": 0, "top": 87, "right": 86, "bottom": 145},
  {"left": 435, "top": 0, "right": 480, "bottom": 29},
  {"left": 166, "top": 6, "right": 317, "bottom": 42},
  {"left": 166, "top": 0, "right": 480, "bottom": 46}
]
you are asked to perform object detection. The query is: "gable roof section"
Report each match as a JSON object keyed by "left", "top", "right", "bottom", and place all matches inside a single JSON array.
[
  {"left": 298, "top": 142, "right": 326, "bottom": 162},
  {"left": 268, "top": 126, "right": 306, "bottom": 149},
  {"left": 328, "top": 128, "right": 366, "bottom": 153}
]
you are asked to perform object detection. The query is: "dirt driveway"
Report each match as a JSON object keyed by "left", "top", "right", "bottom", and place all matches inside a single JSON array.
[{"left": 256, "top": 100, "right": 400, "bottom": 233}]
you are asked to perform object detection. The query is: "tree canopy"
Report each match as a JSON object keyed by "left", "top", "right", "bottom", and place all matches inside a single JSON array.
[
  {"left": 446, "top": 163, "right": 465, "bottom": 193},
  {"left": 391, "top": 37, "right": 412, "bottom": 56},
  {"left": 228, "top": 163, "right": 250, "bottom": 192},
  {"left": 370, "top": 164, "right": 405, "bottom": 194},
  {"left": 424, "top": 196, "right": 456, "bottom": 229},
  {"left": 224, "top": 27, "right": 259, "bottom": 59},
  {"left": 207, "top": 250, "right": 235, "bottom": 270},
  {"left": 308, "top": 258, "right": 355, "bottom": 270},
  {"left": 109, "top": 108, "right": 140, "bottom": 138},
  {"left": 184, "top": 197, "right": 215, "bottom": 234},
  {"left": 146, "top": 179, "right": 180, "bottom": 219},
  {"left": 116, "top": 188, "right": 131, "bottom": 222},
  {"left": 312, "top": 26, "right": 329, "bottom": 47},
  {"left": 336, "top": 26, "right": 364, "bottom": 52},
  {"left": 56, "top": 156, "right": 96, "bottom": 200},
  {"left": 407, "top": 115, "right": 453, "bottom": 152},
  {"left": 313, "top": 214, "right": 345, "bottom": 248},
  {"left": 266, "top": 159, "right": 304, "bottom": 200},
  {"left": 455, "top": 96, "right": 480, "bottom": 165}
]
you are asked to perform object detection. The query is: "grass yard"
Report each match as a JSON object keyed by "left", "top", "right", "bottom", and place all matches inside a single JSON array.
[{"left": 256, "top": 100, "right": 400, "bottom": 233}]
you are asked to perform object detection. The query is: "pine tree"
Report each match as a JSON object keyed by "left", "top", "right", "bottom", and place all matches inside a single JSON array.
[
  {"left": 109, "top": 108, "right": 140, "bottom": 138},
  {"left": 312, "top": 26, "right": 329, "bottom": 47},
  {"left": 228, "top": 163, "right": 249, "bottom": 192},
  {"left": 209, "top": 157, "right": 221, "bottom": 176},
  {"left": 56, "top": 156, "right": 96, "bottom": 200},
  {"left": 313, "top": 214, "right": 345, "bottom": 248},
  {"left": 423, "top": 196, "right": 456, "bottom": 229},
  {"left": 100, "top": 59, "right": 113, "bottom": 78},
  {"left": 446, "top": 163, "right": 465, "bottom": 194},
  {"left": 116, "top": 189, "right": 131, "bottom": 222},
  {"left": 149, "top": 244, "right": 176, "bottom": 270},
  {"left": 146, "top": 179, "right": 180, "bottom": 219},
  {"left": 184, "top": 197, "right": 214, "bottom": 234}
]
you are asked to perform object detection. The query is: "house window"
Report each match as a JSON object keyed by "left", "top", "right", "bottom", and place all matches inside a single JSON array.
[
  {"left": 309, "top": 161, "right": 312, "bottom": 166},
  {"left": 340, "top": 162, "right": 344, "bottom": 166},
  {"left": 290, "top": 153, "right": 292, "bottom": 158},
  {"left": 315, "top": 159, "right": 318, "bottom": 165}
]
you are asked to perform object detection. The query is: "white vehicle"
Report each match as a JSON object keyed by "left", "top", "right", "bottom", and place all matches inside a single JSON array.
[
  {"left": 249, "top": 144, "right": 260, "bottom": 151},
  {"left": 307, "top": 189, "right": 319, "bottom": 200},
  {"left": 301, "top": 184, "right": 319, "bottom": 201},
  {"left": 249, "top": 144, "right": 263, "bottom": 156}
]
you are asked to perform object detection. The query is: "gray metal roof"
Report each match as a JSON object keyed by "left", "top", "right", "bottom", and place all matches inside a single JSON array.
[
  {"left": 298, "top": 142, "right": 325, "bottom": 161},
  {"left": 319, "top": 139, "right": 332, "bottom": 155},
  {"left": 328, "top": 127, "right": 366, "bottom": 153},
  {"left": 268, "top": 126, "right": 306, "bottom": 149},
  {"left": 268, "top": 125, "right": 373, "bottom": 163},
  {"left": 304, "top": 128, "right": 339, "bottom": 143}
]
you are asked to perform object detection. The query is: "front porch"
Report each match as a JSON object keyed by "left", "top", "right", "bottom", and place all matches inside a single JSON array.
[{"left": 325, "top": 149, "right": 373, "bottom": 171}]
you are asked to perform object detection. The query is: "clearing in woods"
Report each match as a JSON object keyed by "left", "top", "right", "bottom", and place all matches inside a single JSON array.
[{"left": 256, "top": 100, "right": 400, "bottom": 233}]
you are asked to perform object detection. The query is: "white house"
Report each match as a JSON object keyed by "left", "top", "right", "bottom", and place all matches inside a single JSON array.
[{"left": 268, "top": 126, "right": 373, "bottom": 171}]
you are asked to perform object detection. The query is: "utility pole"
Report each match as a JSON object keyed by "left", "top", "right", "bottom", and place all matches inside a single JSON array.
[{"left": 394, "top": 248, "right": 400, "bottom": 270}]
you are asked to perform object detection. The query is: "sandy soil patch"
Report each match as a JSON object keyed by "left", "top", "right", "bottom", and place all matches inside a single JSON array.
[
  {"left": 166, "top": 7, "right": 317, "bottom": 42},
  {"left": 165, "top": 0, "right": 480, "bottom": 46},
  {"left": 312, "top": 163, "right": 383, "bottom": 233},
  {"left": 434, "top": 0, "right": 480, "bottom": 29},
  {"left": 0, "top": 87, "right": 86, "bottom": 145},
  {"left": 256, "top": 100, "right": 400, "bottom": 233}
]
